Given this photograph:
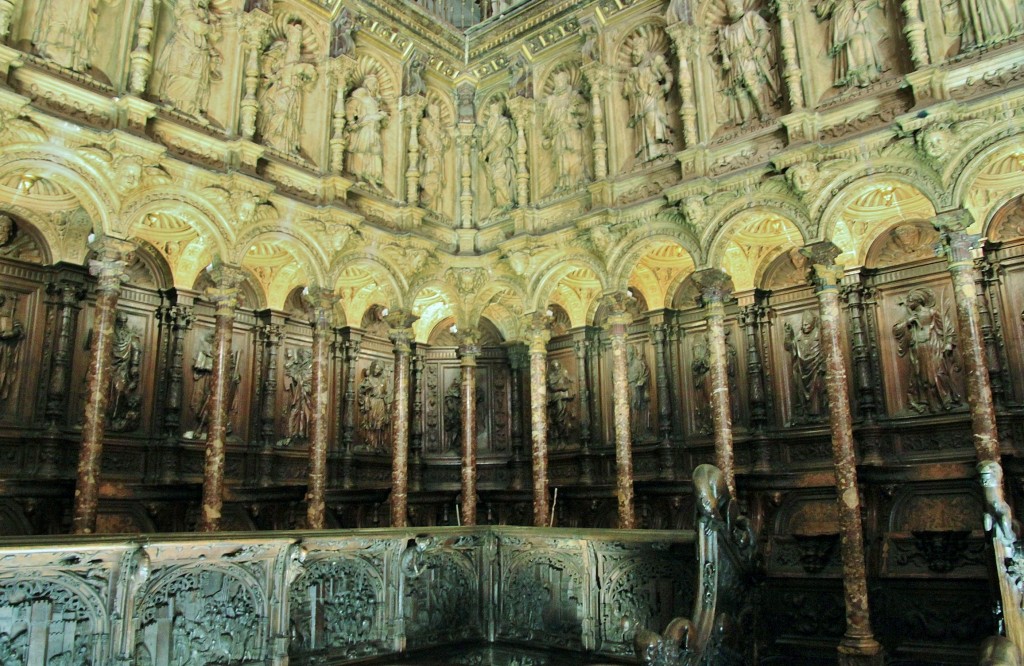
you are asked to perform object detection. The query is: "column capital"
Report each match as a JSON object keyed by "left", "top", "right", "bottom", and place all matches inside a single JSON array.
[
  {"left": 602, "top": 291, "right": 634, "bottom": 328},
  {"left": 506, "top": 342, "right": 530, "bottom": 369},
  {"left": 88, "top": 235, "right": 135, "bottom": 291},
  {"left": 692, "top": 268, "right": 734, "bottom": 307},
  {"left": 384, "top": 308, "right": 419, "bottom": 331},
  {"left": 204, "top": 262, "right": 246, "bottom": 314},
  {"left": 934, "top": 209, "right": 981, "bottom": 265},
  {"left": 457, "top": 329, "right": 481, "bottom": 360},
  {"left": 401, "top": 94, "right": 428, "bottom": 122},
  {"left": 800, "top": 242, "right": 845, "bottom": 292},
  {"left": 303, "top": 286, "right": 340, "bottom": 328},
  {"left": 506, "top": 95, "right": 535, "bottom": 123},
  {"left": 525, "top": 311, "right": 551, "bottom": 353}
]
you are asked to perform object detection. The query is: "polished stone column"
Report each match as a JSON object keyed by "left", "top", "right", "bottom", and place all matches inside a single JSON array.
[
  {"left": 934, "top": 210, "right": 1001, "bottom": 463},
  {"left": 72, "top": 236, "right": 134, "bottom": 535},
  {"left": 305, "top": 287, "right": 338, "bottom": 529},
  {"left": 386, "top": 310, "right": 418, "bottom": 528},
  {"left": 692, "top": 269, "right": 737, "bottom": 496},
  {"left": 459, "top": 330, "right": 481, "bottom": 526},
  {"left": 803, "top": 242, "right": 883, "bottom": 666},
  {"left": 527, "top": 313, "right": 552, "bottom": 527},
  {"left": 198, "top": 263, "right": 245, "bottom": 533},
  {"left": 605, "top": 293, "right": 636, "bottom": 529}
]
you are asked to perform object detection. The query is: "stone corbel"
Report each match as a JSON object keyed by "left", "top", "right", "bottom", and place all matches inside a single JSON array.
[
  {"left": 401, "top": 94, "right": 427, "bottom": 206},
  {"left": 328, "top": 56, "right": 356, "bottom": 175},
  {"left": 239, "top": 11, "right": 273, "bottom": 141},
  {"left": 506, "top": 96, "right": 534, "bottom": 208},
  {"left": 579, "top": 63, "right": 609, "bottom": 180},
  {"left": 665, "top": 23, "right": 699, "bottom": 148},
  {"left": 129, "top": 0, "right": 157, "bottom": 96}
]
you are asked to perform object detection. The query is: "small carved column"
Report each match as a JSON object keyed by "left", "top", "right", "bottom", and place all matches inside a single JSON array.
[
  {"left": 257, "top": 319, "right": 284, "bottom": 454},
  {"left": 410, "top": 347, "right": 425, "bottom": 492},
  {"left": 973, "top": 255, "right": 1006, "bottom": 409},
  {"left": 526, "top": 313, "right": 552, "bottom": 527},
  {"left": 803, "top": 242, "right": 883, "bottom": 666},
  {"left": 328, "top": 57, "right": 355, "bottom": 174},
  {"left": 457, "top": 123, "right": 475, "bottom": 229},
  {"left": 580, "top": 64, "right": 609, "bottom": 180},
  {"left": 0, "top": 0, "right": 17, "bottom": 41},
  {"left": 934, "top": 210, "right": 1001, "bottom": 463},
  {"left": 162, "top": 305, "right": 195, "bottom": 442},
  {"left": 402, "top": 95, "right": 427, "bottom": 205},
  {"left": 900, "top": 0, "right": 931, "bottom": 68},
  {"left": 665, "top": 23, "right": 699, "bottom": 148},
  {"left": 72, "top": 237, "right": 134, "bottom": 534},
  {"left": 506, "top": 97, "right": 534, "bottom": 207},
  {"left": 605, "top": 293, "right": 636, "bottom": 529},
  {"left": 128, "top": 0, "right": 157, "bottom": 95},
  {"left": 458, "top": 330, "right": 481, "bottom": 526},
  {"left": 507, "top": 343, "right": 529, "bottom": 492},
  {"left": 45, "top": 279, "right": 86, "bottom": 427},
  {"left": 305, "top": 287, "right": 338, "bottom": 530},
  {"left": 772, "top": 0, "right": 805, "bottom": 109},
  {"left": 651, "top": 315, "right": 675, "bottom": 479},
  {"left": 386, "top": 310, "right": 418, "bottom": 528},
  {"left": 573, "top": 334, "right": 594, "bottom": 484},
  {"left": 739, "top": 301, "right": 770, "bottom": 471},
  {"left": 842, "top": 282, "right": 882, "bottom": 464},
  {"left": 198, "top": 263, "right": 245, "bottom": 533},
  {"left": 340, "top": 334, "right": 361, "bottom": 489},
  {"left": 239, "top": 10, "right": 272, "bottom": 140},
  {"left": 693, "top": 269, "right": 737, "bottom": 496}
]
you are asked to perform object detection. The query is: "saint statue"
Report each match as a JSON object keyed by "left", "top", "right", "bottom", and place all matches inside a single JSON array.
[
  {"left": 541, "top": 71, "right": 590, "bottom": 194},
  {"left": 418, "top": 102, "right": 450, "bottom": 211},
  {"left": 190, "top": 331, "right": 241, "bottom": 438},
  {"left": 108, "top": 311, "right": 142, "bottom": 432},
  {"left": 443, "top": 374, "right": 461, "bottom": 451},
  {"left": 546, "top": 360, "right": 576, "bottom": 447},
  {"left": 624, "top": 33, "right": 674, "bottom": 162},
  {"left": 346, "top": 75, "right": 389, "bottom": 190},
  {"left": 358, "top": 359, "right": 391, "bottom": 450},
  {"left": 717, "top": 0, "right": 780, "bottom": 124},
  {"left": 33, "top": 0, "right": 109, "bottom": 72},
  {"left": 892, "top": 287, "right": 961, "bottom": 413},
  {"left": 692, "top": 334, "right": 713, "bottom": 435},
  {"left": 479, "top": 100, "right": 517, "bottom": 211},
  {"left": 627, "top": 345, "right": 651, "bottom": 438},
  {"left": 784, "top": 311, "right": 826, "bottom": 422},
  {"left": 284, "top": 348, "right": 313, "bottom": 442},
  {"left": 155, "top": 0, "right": 222, "bottom": 119},
  {"left": 0, "top": 292, "right": 24, "bottom": 410},
  {"left": 959, "top": 0, "right": 1022, "bottom": 47},
  {"left": 258, "top": 21, "right": 318, "bottom": 155},
  {"left": 815, "top": 0, "right": 885, "bottom": 87}
]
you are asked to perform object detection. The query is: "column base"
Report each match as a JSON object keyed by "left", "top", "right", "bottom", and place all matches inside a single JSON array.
[{"left": 838, "top": 636, "right": 884, "bottom": 666}]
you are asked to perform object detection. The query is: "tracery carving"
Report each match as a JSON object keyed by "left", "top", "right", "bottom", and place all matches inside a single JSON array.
[
  {"left": 289, "top": 557, "right": 384, "bottom": 657},
  {"left": 815, "top": 0, "right": 885, "bottom": 88},
  {"left": 501, "top": 551, "right": 585, "bottom": 645},
  {"left": 155, "top": 0, "right": 223, "bottom": 121},
  {"left": 358, "top": 359, "right": 392, "bottom": 450},
  {"left": 892, "top": 286, "right": 963, "bottom": 414},
  {"left": 257, "top": 17, "right": 319, "bottom": 156},
  {"left": 403, "top": 540, "right": 479, "bottom": 644},
  {"left": 541, "top": 67, "right": 590, "bottom": 194},
  {"left": 622, "top": 29, "right": 674, "bottom": 163},
  {"left": 0, "top": 576, "right": 103, "bottom": 665}
]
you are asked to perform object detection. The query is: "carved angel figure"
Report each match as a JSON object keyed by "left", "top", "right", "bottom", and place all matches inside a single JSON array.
[
  {"left": 346, "top": 75, "right": 389, "bottom": 190},
  {"left": 815, "top": 0, "right": 885, "bottom": 87},
  {"left": 624, "top": 33, "right": 674, "bottom": 162},
  {"left": 418, "top": 102, "right": 449, "bottom": 211},
  {"left": 32, "top": 0, "right": 110, "bottom": 71},
  {"left": 892, "top": 287, "right": 961, "bottom": 413},
  {"left": 258, "top": 21, "right": 318, "bottom": 155},
  {"left": 480, "top": 100, "right": 517, "bottom": 210},
  {"left": 717, "top": 0, "right": 780, "bottom": 124},
  {"left": 541, "top": 71, "right": 590, "bottom": 193},
  {"left": 155, "top": 0, "right": 222, "bottom": 119}
]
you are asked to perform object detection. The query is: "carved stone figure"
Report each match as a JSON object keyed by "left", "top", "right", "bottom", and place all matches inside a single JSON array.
[
  {"left": 33, "top": 0, "right": 108, "bottom": 71},
  {"left": 624, "top": 33, "right": 674, "bottom": 162},
  {"left": 155, "top": 0, "right": 222, "bottom": 119},
  {"left": 418, "top": 102, "right": 449, "bottom": 210},
  {"left": 541, "top": 71, "right": 590, "bottom": 193},
  {"left": 892, "top": 287, "right": 961, "bottom": 413},
  {"left": 784, "top": 311, "right": 826, "bottom": 421},
  {"left": 358, "top": 359, "right": 391, "bottom": 450},
  {"left": 258, "top": 21, "right": 318, "bottom": 154},
  {"left": 346, "top": 75, "right": 389, "bottom": 190},
  {"left": 979, "top": 460, "right": 1017, "bottom": 555},
  {"left": 108, "top": 311, "right": 143, "bottom": 432},
  {"left": 0, "top": 292, "right": 23, "bottom": 409},
  {"left": 330, "top": 8, "right": 356, "bottom": 57},
  {"left": 546, "top": 360, "right": 575, "bottom": 447},
  {"left": 443, "top": 374, "right": 460, "bottom": 450},
  {"left": 815, "top": 0, "right": 884, "bottom": 87},
  {"left": 717, "top": 0, "right": 780, "bottom": 124},
  {"left": 480, "top": 100, "right": 517, "bottom": 210},
  {"left": 404, "top": 55, "right": 426, "bottom": 96},
  {"left": 627, "top": 345, "right": 650, "bottom": 438},
  {"left": 959, "top": 0, "right": 1022, "bottom": 47},
  {"left": 284, "top": 348, "right": 313, "bottom": 442}
]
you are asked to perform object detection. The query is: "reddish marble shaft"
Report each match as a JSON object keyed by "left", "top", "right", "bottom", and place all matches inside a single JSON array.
[
  {"left": 389, "top": 329, "right": 414, "bottom": 528},
  {"left": 608, "top": 316, "right": 636, "bottom": 529},
  {"left": 72, "top": 239, "right": 132, "bottom": 534},
  {"left": 460, "top": 342, "right": 480, "bottom": 526},
  {"left": 705, "top": 300, "right": 736, "bottom": 497},
  {"left": 811, "top": 261, "right": 882, "bottom": 664},
  {"left": 305, "top": 293, "right": 334, "bottom": 530},
  {"left": 529, "top": 331, "right": 550, "bottom": 527}
]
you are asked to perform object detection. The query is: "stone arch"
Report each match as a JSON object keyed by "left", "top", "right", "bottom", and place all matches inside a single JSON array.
[
  {"left": 606, "top": 222, "right": 701, "bottom": 294},
  {"left": 947, "top": 122, "right": 1024, "bottom": 213},
  {"left": 950, "top": 136, "right": 1024, "bottom": 232},
  {"left": 813, "top": 169, "right": 942, "bottom": 243},
  {"left": 0, "top": 208, "right": 54, "bottom": 265},
  {"left": 234, "top": 230, "right": 327, "bottom": 311},
  {"left": 701, "top": 194, "right": 812, "bottom": 257},
  {"left": 121, "top": 189, "right": 234, "bottom": 256},
  {"left": 863, "top": 219, "right": 943, "bottom": 270},
  {"left": 704, "top": 208, "right": 806, "bottom": 292},
  {"left": 985, "top": 193, "right": 1024, "bottom": 243},
  {"left": 466, "top": 275, "right": 527, "bottom": 327},
  {"left": 192, "top": 265, "right": 267, "bottom": 311},
  {"left": 408, "top": 278, "right": 459, "bottom": 343},
  {"left": 528, "top": 250, "right": 609, "bottom": 314}
]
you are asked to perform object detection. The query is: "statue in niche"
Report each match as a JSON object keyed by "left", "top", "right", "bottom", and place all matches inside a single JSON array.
[
  {"left": 443, "top": 374, "right": 461, "bottom": 451},
  {"left": 624, "top": 32, "right": 674, "bottom": 162},
  {"left": 692, "top": 334, "right": 713, "bottom": 434},
  {"left": 32, "top": 0, "right": 110, "bottom": 72},
  {"left": 404, "top": 55, "right": 427, "bottom": 96},
  {"left": 627, "top": 345, "right": 651, "bottom": 438},
  {"left": 716, "top": 0, "right": 780, "bottom": 124},
  {"left": 258, "top": 20, "right": 318, "bottom": 155},
  {"left": 958, "top": 0, "right": 1022, "bottom": 47},
  {"left": 0, "top": 292, "right": 24, "bottom": 409},
  {"left": 284, "top": 348, "right": 313, "bottom": 442},
  {"left": 784, "top": 311, "right": 826, "bottom": 422},
  {"left": 330, "top": 9, "right": 356, "bottom": 57},
  {"left": 815, "top": 0, "right": 885, "bottom": 88},
  {"left": 546, "top": 360, "right": 576, "bottom": 447},
  {"left": 480, "top": 99, "right": 517, "bottom": 211},
  {"left": 190, "top": 330, "right": 241, "bottom": 438},
  {"left": 346, "top": 74, "right": 389, "bottom": 191},
  {"left": 418, "top": 102, "right": 449, "bottom": 211},
  {"left": 892, "top": 287, "right": 962, "bottom": 413},
  {"left": 358, "top": 359, "right": 391, "bottom": 450},
  {"left": 108, "top": 311, "right": 143, "bottom": 432},
  {"left": 155, "top": 0, "right": 222, "bottom": 119},
  {"left": 541, "top": 70, "right": 590, "bottom": 194}
]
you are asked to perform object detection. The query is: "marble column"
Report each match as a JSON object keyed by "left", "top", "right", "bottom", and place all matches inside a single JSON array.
[
  {"left": 198, "top": 263, "right": 246, "bottom": 533},
  {"left": 386, "top": 310, "right": 418, "bottom": 528},
  {"left": 605, "top": 293, "right": 636, "bottom": 529},
  {"left": 934, "top": 210, "right": 1001, "bottom": 463},
  {"left": 458, "top": 330, "right": 481, "bottom": 526},
  {"left": 692, "top": 269, "right": 737, "bottom": 497},
  {"left": 305, "top": 287, "right": 338, "bottom": 530},
  {"left": 72, "top": 236, "right": 134, "bottom": 535},
  {"left": 802, "top": 242, "right": 883, "bottom": 666},
  {"left": 527, "top": 313, "right": 552, "bottom": 527}
]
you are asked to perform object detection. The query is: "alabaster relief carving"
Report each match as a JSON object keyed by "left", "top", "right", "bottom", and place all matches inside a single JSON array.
[
  {"left": 955, "top": 0, "right": 1022, "bottom": 48},
  {"left": 418, "top": 101, "right": 450, "bottom": 212},
  {"left": 784, "top": 311, "right": 826, "bottom": 423},
  {"left": 715, "top": 0, "right": 780, "bottom": 125},
  {"left": 892, "top": 287, "right": 963, "bottom": 414},
  {"left": 546, "top": 359, "right": 576, "bottom": 448},
  {"left": 542, "top": 69, "right": 590, "bottom": 194},
  {"left": 358, "top": 359, "right": 392, "bottom": 450},
  {"left": 258, "top": 19, "right": 318, "bottom": 156},
  {"left": 108, "top": 311, "right": 143, "bottom": 432},
  {"left": 627, "top": 345, "right": 651, "bottom": 439},
  {"left": 479, "top": 98, "right": 517, "bottom": 211},
  {"left": 284, "top": 347, "right": 312, "bottom": 444},
  {"left": 330, "top": 8, "right": 356, "bottom": 57},
  {"left": 347, "top": 74, "right": 389, "bottom": 191},
  {"left": 815, "top": 0, "right": 885, "bottom": 87},
  {"left": 623, "top": 30, "right": 674, "bottom": 162},
  {"left": 32, "top": 0, "right": 110, "bottom": 72},
  {"left": 155, "top": 0, "right": 222, "bottom": 120}
]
